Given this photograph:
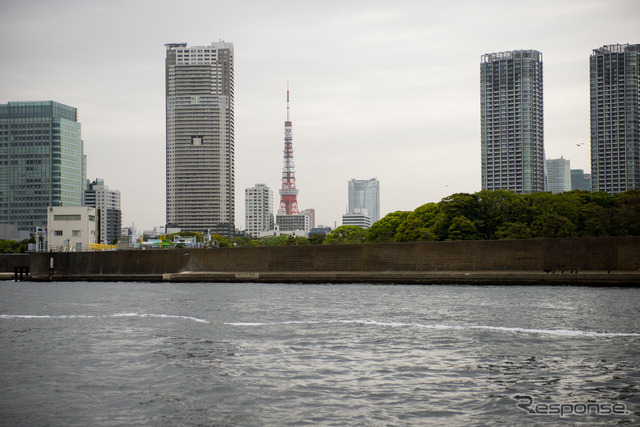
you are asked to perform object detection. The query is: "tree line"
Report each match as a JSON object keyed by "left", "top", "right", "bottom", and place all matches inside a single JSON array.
[
  {"left": 2, "top": 190, "right": 637, "bottom": 252},
  {"left": 362, "top": 189, "right": 640, "bottom": 243}
]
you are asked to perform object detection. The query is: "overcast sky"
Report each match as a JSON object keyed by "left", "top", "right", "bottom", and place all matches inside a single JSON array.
[{"left": 2, "top": 0, "right": 639, "bottom": 232}]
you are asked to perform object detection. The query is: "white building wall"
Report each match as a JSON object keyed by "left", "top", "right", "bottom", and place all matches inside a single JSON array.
[
  {"left": 47, "top": 206, "right": 97, "bottom": 251},
  {"left": 245, "top": 184, "right": 274, "bottom": 237},
  {"left": 546, "top": 157, "right": 571, "bottom": 194}
]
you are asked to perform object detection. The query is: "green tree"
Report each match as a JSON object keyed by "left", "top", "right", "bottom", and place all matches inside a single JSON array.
[
  {"left": 263, "top": 234, "right": 292, "bottom": 246},
  {"left": 393, "top": 204, "right": 442, "bottom": 242},
  {"left": 308, "top": 233, "right": 326, "bottom": 245},
  {"left": 323, "top": 226, "right": 367, "bottom": 245},
  {"left": 365, "top": 211, "right": 410, "bottom": 243},
  {"left": 0, "top": 239, "right": 23, "bottom": 253},
  {"left": 208, "top": 233, "right": 230, "bottom": 247},
  {"left": 446, "top": 216, "right": 480, "bottom": 240},
  {"left": 532, "top": 213, "right": 575, "bottom": 238},
  {"left": 495, "top": 222, "right": 533, "bottom": 239}
]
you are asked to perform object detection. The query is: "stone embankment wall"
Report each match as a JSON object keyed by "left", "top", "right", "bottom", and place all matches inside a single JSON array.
[{"left": 16, "top": 237, "right": 640, "bottom": 285}]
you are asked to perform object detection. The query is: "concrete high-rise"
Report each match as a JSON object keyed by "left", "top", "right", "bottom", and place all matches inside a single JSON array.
[
  {"left": 348, "top": 178, "right": 380, "bottom": 223},
  {"left": 85, "top": 178, "right": 122, "bottom": 244},
  {"left": 0, "top": 101, "right": 85, "bottom": 233},
  {"left": 480, "top": 50, "right": 545, "bottom": 193},
  {"left": 590, "top": 44, "right": 640, "bottom": 194},
  {"left": 245, "top": 184, "right": 273, "bottom": 238},
  {"left": 165, "top": 42, "right": 235, "bottom": 237}
]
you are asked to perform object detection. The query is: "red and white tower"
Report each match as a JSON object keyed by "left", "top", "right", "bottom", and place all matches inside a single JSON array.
[{"left": 279, "top": 83, "right": 299, "bottom": 214}]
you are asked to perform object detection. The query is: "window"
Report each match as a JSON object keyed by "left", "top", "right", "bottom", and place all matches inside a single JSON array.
[
  {"left": 54, "top": 230, "right": 63, "bottom": 236},
  {"left": 54, "top": 214, "right": 81, "bottom": 221},
  {"left": 72, "top": 230, "right": 81, "bottom": 237}
]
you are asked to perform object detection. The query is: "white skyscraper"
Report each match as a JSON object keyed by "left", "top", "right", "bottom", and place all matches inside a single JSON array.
[
  {"left": 245, "top": 184, "right": 273, "bottom": 237},
  {"left": 165, "top": 42, "right": 235, "bottom": 237},
  {"left": 545, "top": 157, "right": 571, "bottom": 194}
]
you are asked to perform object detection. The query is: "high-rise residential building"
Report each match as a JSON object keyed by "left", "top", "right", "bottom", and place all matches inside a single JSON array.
[
  {"left": 590, "top": 44, "right": 640, "bottom": 194},
  {"left": 165, "top": 42, "right": 235, "bottom": 237},
  {"left": 480, "top": 50, "right": 545, "bottom": 194},
  {"left": 0, "top": 101, "right": 85, "bottom": 233},
  {"left": 85, "top": 178, "right": 122, "bottom": 244},
  {"left": 245, "top": 184, "right": 273, "bottom": 237},
  {"left": 571, "top": 169, "right": 592, "bottom": 191},
  {"left": 545, "top": 157, "right": 571, "bottom": 194},
  {"left": 348, "top": 178, "right": 380, "bottom": 223}
]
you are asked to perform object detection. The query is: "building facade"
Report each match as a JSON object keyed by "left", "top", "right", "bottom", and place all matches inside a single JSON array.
[
  {"left": 348, "top": 178, "right": 380, "bottom": 223},
  {"left": 0, "top": 101, "right": 85, "bottom": 233},
  {"left": 590, "top": 44, "right": 640, "bottom": 194},
  {"left": 342, "top": 208, "right": 372, "bottom": 229},
  {"left": 545, "top": 157, "right": 571, "bottom": 194},
  {"left": 480, "top": 50, "right": 545, "bottom": 193},
  {"left": 165, "top": 42, "right": 235, "bottom": 236},
  {"left": 275, "top": 213, "right": 310, "bottom": 233},
  {"left": 245, "top": 184, "right": 274, "bottom": 237},
  {"left": 47, "top": 206, "right": 97, "bottom": 252},
  {"left": 85, "top": 178, "right": 122, "bottom": 244},
  {"left": 571, "top": 169, "right": 592, "bottom": 191}
]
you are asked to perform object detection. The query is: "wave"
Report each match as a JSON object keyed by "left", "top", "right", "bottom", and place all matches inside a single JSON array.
[
  {"left": 225, "top": 319, "right": 640, "bottom": 338},
  {"left": 0, "top": 313, "right": 210, "bottom": 324}
]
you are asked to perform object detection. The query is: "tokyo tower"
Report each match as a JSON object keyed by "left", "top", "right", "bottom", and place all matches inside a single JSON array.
[{"left": 278, "top": 83, "right": 299, "bottom": 214}]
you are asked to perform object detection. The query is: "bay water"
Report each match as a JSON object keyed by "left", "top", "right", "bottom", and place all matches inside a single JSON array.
[{"left": 1, "top": 281, "right": 639, "bottom": 426}]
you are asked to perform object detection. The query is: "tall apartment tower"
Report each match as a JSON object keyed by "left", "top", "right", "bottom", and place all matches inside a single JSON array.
[
  {"left": 165, "top": 42, "right": 235, "bottom": 237},
  {"left": 348, "top": 178, "right": 380, "bottom": 223},
  {"left": 245, "top": 184, "right": 274, "bottom": 237},
  {"left": 85, "top": 178, "right": 122, "bottom": 244},
  {"left": 590, "top": 44, "right": 640, "bottom": 194},
  {"left": 480, "top": 50, "right": 545, "bottom": 193},
  {"left": 0, "top": 101, "right": 85, "bottom": 233}
]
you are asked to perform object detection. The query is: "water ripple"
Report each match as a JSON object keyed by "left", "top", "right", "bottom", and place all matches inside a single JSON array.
[
  {"left": 0, "top": 313, "right": 210, "bottom": 323},
  {"left": 226, "top": 319, "right": 640, "bottom": 338}
]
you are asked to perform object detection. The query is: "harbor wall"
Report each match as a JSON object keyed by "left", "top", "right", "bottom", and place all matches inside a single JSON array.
[{"left": 17, "top": 237, "right": 640, "bottom": 285}]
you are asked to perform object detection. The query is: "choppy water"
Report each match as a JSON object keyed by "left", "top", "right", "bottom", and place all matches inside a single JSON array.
[{"left": 1, "top": 282, "right": 639, "bottom": 426}]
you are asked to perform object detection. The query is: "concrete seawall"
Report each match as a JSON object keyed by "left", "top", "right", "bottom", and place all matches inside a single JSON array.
[{"left": 15, "top": 237, "right": 640, "bottom": 285}]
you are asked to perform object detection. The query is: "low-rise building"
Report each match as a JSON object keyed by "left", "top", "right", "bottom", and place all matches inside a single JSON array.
[
  {"left": 342, "top": 208, "right": 372, "bottom": 229},
  {"left": 47, "top": 206, "right": 97, "bottom": 251}
]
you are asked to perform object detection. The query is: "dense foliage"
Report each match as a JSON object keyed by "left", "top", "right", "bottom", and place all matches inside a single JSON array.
[
  {"left": 365, "top": 190, "right": 640, "bottom": 243},
  {"left": 0, "top": 237, "right": 34, "bottom": 253}
]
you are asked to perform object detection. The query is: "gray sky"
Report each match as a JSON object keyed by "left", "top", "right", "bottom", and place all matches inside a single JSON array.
[{"left": 2, "top": 0, "right": 639, "bottom": 231}]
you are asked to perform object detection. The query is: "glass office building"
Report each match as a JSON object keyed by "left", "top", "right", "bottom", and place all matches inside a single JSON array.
[
  {"left": 590, "top": 44, "right": 640, "bottom": 193},
  {"left": 480, "top": 50, "right": 545, "bottom": 194},
  {"left": 348, "top": 178, "right": 380, "bottom": 223},
  {"left": 0, "top": 101, "right": 84, "bottom": 233}
]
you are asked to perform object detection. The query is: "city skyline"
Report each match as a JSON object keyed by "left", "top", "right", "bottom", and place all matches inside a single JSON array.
[{"left": 1, "top": 0, "right": 638, "bottom": 231}]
